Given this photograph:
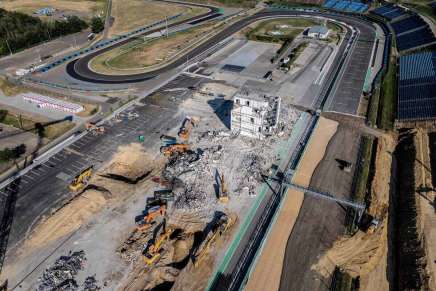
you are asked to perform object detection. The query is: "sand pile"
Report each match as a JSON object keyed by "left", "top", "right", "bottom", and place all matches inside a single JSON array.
[
  {"left": 23, "top": 190, "right": 113, "bottom": 250},
  {"left": 103, "top": 143, "right": 157, "bottom": 182}
]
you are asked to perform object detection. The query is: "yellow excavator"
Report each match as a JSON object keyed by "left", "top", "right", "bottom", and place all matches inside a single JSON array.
[
  {"left": 143, "top": 222, "right": 173, "bottom": 266},
  {"left": 219, "top": 173, "right": 229, "bottom": 203},
  {"left": 69, "top": 166, "right": 93, "bottom": 192},
  {"left": 178, "top": 116, "right": 199, "bottom": 141}
]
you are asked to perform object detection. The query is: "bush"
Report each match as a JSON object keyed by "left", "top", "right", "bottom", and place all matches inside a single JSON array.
[
  {"left": 0, "top": 144, "right": 26, "bottom": 162},
  {"left": 0, "top": 109, "right": 7, "bottom": 122},
  {"left": 91, "top": 16, "right": 105, "bottom": 33}
]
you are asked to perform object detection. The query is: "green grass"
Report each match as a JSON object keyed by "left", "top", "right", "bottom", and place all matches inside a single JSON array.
[
  {"left": 0, "top": 111, "right": 74, "bottom": 140},
  {"left": 345, "top": 136, "right": 374, "bottom": 233},
  {"left": 378, "top": 55, "right": 397, "bottom": 130},
  {"left": 367, "top": 86, "right": 380, "bottom": 127},
  {"left": 247, "top": 18, "right": 314, "bottom": 43},
  {"left": 330, "top": 267, "right": 359, "bottom": 291}
]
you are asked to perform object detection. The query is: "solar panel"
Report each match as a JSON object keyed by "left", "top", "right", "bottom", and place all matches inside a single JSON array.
[{"left": 397, "top": 51, "right": 436, "bottom": 121}]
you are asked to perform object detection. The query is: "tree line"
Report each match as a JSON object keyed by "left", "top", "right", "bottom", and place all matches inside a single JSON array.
[{"left": 0, "top": 8, "right": 89, "bottom": 56}]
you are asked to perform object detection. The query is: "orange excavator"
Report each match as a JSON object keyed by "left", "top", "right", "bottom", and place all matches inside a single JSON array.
[
  {"left": 160, "top": 143, "right": 190, "bottom": 157},
  {"left": 135, "top": 201, "right": 167, "bottom": 231},
  {"left": 178, "top": 116, "right": 199, "bottom": 141}
]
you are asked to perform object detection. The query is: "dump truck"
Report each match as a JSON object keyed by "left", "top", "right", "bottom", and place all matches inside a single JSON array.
[
  {"left": 143, "top": 222, "right": 173, "bottom": 266},
  {"left": 69, "top": 166, "right": 93, "bottom": 192},
  {"left": 178, "top": 116, "right": 199, "bottom": 141},
  {"left": 160, "top": 143, "right": 190, "bottom": 156}
]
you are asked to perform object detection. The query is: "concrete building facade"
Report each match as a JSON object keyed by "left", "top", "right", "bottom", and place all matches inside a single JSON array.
[{"left": 230, "top": 89, "right": 281, "bottom": 139}]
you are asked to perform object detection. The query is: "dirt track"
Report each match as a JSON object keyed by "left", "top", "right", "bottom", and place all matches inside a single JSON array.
[{"left": 245, "top": 117, "right": 338, "bottom": 291}]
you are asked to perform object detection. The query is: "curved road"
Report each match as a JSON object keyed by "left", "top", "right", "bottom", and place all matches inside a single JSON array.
[{"left": 67, "top": 9, "right": 377, "bottom": 84}]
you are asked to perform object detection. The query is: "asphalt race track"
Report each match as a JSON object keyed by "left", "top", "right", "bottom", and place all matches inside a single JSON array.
[{"left": 67, "top": 9, "right": 377, "bottom": 85}]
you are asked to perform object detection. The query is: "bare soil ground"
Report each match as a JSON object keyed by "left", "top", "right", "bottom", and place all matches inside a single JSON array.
[
  {"left": 108, "top": 0, "right": 192, "bottom": 37},
  {"left": 0, "top": 0, "right": 106, "bottom": 20},
  {"left": 15, "top": 143, "right": 158, "bottom": 256},
  {"left": 245, "top": 116, "right": 339, "bottom": 291},
  {"left": 312, "top": 134, "right": 395, "bottom": 288}
]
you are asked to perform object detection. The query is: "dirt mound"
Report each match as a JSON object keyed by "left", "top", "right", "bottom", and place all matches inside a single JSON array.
[
  {"left": 103, "top": 143, "right": 157, "bottom": 182},
  {"left": 312, "top": 134, "right": 396, "bottom": 279}
]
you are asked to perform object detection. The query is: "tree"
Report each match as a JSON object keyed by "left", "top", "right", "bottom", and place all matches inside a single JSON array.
[
  {"left": 0, "top": 144, "right": 26, "bottom": 162},
  {"left": 91, "top": 16, "right": 104, "bottom": 34},
  {"left": 0, "top": 109, "right": 7, "bottom": 122}
]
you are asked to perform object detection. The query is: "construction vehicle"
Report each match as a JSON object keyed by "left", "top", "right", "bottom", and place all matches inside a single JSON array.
[
  {"left": 143, "top": 221, "right": 173, "bottom": 266},
  {"left": 154, "top": 189, "right": 175, "bottom": 201},
  {"left": 85, "top": 122, "right": 105, "bottom": 134},
  {"left": 193, "top": 212, "right": 233, "bottom": 267},
  {"left": 135, "top": 200, "right": 167, "bottom": 231},
  {"left": 160, "top": 135, "right": 177, "bottom": 146},
  {"left": 69, "top": 166, "right": 93, "bottom": 192},
  {"left": 218, "top": 173, "right": 229, "bottom": 203},
  {"left": 178, "top": 116, "right": 199, "bottom": 141},
  {"left": 160, "top": 143, "right": 190, "bottom": 157}
]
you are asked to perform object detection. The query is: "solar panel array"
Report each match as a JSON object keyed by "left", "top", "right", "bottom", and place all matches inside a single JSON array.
[
  {"left": 397, "top": 51, "right": 436, "bottom": 121},
  {"left": 323, "top": 0, "right": 368, "bottom": 13},
  {"left": 371, "top": 5, "right": 436, "bottom": 52}
]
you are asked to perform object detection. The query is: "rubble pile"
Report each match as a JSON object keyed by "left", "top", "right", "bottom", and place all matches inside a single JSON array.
[
  {"left": 37, "top": 251, "right": 86, "bottom": 291},
  {"left": 235, "top": 153, "right": 266, "bottom": 195},
  {"left": 174, "top": 185, "right": 209, "bottom": 211},
  {"left": 82, "top": 276, "right": 101, "bottom": 291}
]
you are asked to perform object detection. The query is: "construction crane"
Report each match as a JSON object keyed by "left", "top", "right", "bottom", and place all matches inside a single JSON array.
[
  {"left": 160, "top": 143, "right": 190, "bottom": 157},
  {"left": 219, "top": 173, "right": 229, "bottom": 203},
  {"left": 69, "top": 166, "right": 93, "bottom": 192},
  {"left": 178, "top": 116, "right": 199, "bottom": 141},
  {"left": 143, "top": 221, "right": 173, "bottom": 266}
]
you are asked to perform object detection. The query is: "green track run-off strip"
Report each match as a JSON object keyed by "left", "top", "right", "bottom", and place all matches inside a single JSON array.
[{"left": 206, "top": 112, "right": 312, "bottom": 290}]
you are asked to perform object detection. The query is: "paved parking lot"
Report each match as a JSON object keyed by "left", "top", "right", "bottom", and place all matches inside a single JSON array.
[{"left": 0, "top": 77, "right": 199, "bottom": 260}]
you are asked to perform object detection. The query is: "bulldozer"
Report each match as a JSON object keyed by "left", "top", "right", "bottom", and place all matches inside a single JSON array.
[
  {"left": 85, "top": 122, "right": 105, "bottom": 135},
  {"left": 160, "top": 143, "right": 190, "bottom": 157},
  {"left": 219, "top": 173, "right": 229, "bottom": 203},
  {"left": 69, "top": 166, "right": 93, "bottom": 192},
  {"left": 136, "top": 202, "right": 167, "bottom": 231},
  {"left": 178, "top": 116, "right": 199, "bottom": 141},
  {"left": 143, "top": 221, "right": 173, "bottom": 266}
]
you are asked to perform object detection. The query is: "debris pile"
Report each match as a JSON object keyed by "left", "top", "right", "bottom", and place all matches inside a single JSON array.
[
  {"left": 174, "top": 185, "right": 209, "bottom": 211},
  {"left": 37, "top": 251, "right": 86, "bottom": 291},
  {"left": 235, "top": 153, "right": 266, "bottom": 195},
  {"left": 82, "top": 276, "right": 101, "bottom": 291}
]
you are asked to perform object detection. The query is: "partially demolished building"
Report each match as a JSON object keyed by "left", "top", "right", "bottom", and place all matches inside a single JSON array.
[{"left": 230, "top": 89, "right": 281, "bottom": 139}]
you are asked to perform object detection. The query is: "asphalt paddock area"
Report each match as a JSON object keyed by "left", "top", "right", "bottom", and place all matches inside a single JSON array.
[
  {"left": 279, "top": 124, "right": 363, "bottom": 290},
  {"left": 0, "top": 83, "right": 196, "bottom": 264},
  {"left": 324, "top": 21, "right": 375, "bottom": 115}
]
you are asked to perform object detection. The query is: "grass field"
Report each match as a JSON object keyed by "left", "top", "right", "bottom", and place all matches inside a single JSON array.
[
  {"left": 1, "top": 111, "right": 75, "bottom": 140},
  {"left": 378, "top": 55, "right": 397, "bottom": 130},
  {"left": 0, "top": 0, "right": 106, "bottom": 20},
  {"left": 108, "top": 0, "right": 204, "bottom": 37},
  {"left": 246, "top": 18, "right": 317, "bottom": 42},
  {"left": 0, "top": 77, "right": 29, "bottom": 97},
  {"left": 91, "top": 22, "right": 216, "bottom": 72}
]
